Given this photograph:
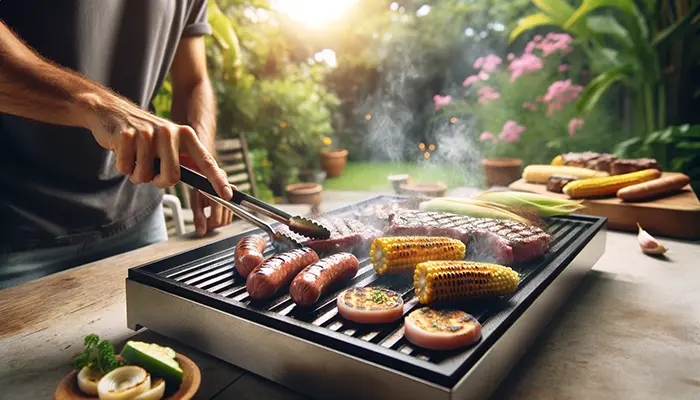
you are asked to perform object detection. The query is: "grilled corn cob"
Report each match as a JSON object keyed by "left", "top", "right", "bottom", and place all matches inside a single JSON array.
[
  {"left": 562, "top": 168, "right": 661, "bottom": 199},
  {"left": 370, "top": 237, "right": 466, "bottom": 275},
  {"left": 414, "top": 261, "right": 520, "bottom": 304},
  {"left": 522, "top": 165, "right": 609, "bottom": 183}
]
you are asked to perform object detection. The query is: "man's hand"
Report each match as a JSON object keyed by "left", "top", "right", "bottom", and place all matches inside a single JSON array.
[
  {"left": 80, "top": 94, "right": 232, "bottom": 200},
  {"left": 190, "top": 189, "right": 234, "bottom": 236}
]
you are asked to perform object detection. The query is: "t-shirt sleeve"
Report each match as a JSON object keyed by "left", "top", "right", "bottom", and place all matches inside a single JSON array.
[{"left": 183, "top": 0, "right": 212, "bottom": 37}]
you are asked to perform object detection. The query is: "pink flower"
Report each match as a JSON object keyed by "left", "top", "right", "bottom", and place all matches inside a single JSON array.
[
  {"left": 478, "top": 71, "right": 490, "bottom": 80},
  {"left": 558, "top": 64, "right": 569, "bottom": 72},
  {"left": 462, "top": 75, "right": 480, "bottom": 87},
  {"left": 537, "top": 33, "right": 573, "bottom": 57},
  {"left": 522, "top": 101, "right": 537, "bottom": 111},
  {"left": 433, "top": 94, "right": 452, "bottom": 110},
  {"left": 534, "top": 34, "right": 543, "bottom": 42},
  {"left": 481, "top": 54, "right": 502, "bottom": 73},
  {"left": 509, "top": 53, "right": 544, "bottom": 82},
  {"left": 479, "top": 131, "right": 497, "bottom": 143},
  {"left": 498, "top": 120, "right": 525, "bottom": 143},
  {"left": 478, "top": 86, "right": 501, "bottom": 104},
  {"left": 541, "top": 80, "right": 584, "bottom": 115},
  {"left": 568, "top": 118, "right": 584, "bottom": 137},
  {"left": 524, "top": 41, "right": 536, "bottom": 54},
  {"left": 507, "top": 53, "right": 515, "bottom": 61},
  {"left": 474, "top": 57, "right": 485, "bottom": 69}
]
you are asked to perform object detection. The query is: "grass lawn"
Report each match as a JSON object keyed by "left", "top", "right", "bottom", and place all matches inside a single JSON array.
[{"left": 323, "top": 162, "right": 481, "bottom": 191}]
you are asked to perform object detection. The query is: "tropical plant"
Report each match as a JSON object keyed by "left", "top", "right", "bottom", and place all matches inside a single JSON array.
[
  {"left": 615, "top": 123, "right": 700, "bottom": 174},
  {"left": 510, "top": 0, "right": 700, "bottom": 138}
]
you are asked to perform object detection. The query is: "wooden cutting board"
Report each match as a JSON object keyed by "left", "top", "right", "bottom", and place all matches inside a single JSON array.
[{"left": 508, "top": 172, "right": 700, "bottom": 240}]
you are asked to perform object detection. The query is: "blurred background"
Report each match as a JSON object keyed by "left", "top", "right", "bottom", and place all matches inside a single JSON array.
[{"left": 154, "top": 0, "right": 700, "bottom": 204}]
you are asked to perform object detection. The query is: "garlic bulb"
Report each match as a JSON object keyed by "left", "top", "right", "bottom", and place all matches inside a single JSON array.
[
  {"left": 77, "top": 366, "right": 102, "bottom": 396},
  {"left": 637, "top": 223, "right": 667, "bottom": 255},
  {"left": 97, "top": 366, "right": 151, "bottom": 400}
]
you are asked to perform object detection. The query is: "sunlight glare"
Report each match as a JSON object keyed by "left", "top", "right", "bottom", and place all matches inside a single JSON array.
[{"left": 273, "top": 0, "right": 358, "bottom": 28}]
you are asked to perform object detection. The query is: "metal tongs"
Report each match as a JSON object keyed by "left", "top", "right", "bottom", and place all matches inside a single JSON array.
[{"left": 154, "top": 161, "right": 331, "bottom": 250}]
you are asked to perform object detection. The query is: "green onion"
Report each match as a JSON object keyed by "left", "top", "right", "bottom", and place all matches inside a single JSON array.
[
  {"left": 474, "top": 190, "right": 585, "bottom": 217},
  {"left": 419, "top": 198, "right": 532, "bottom": 224}
]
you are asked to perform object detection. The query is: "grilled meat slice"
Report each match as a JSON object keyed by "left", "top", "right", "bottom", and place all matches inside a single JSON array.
[
  {"left": 277, "top": 217, "right": 383, "bottom": 255},
  {"left": 353, "top": 197, "right": 427, "bottom": 228},
  {"left": 385, "top": 210, "right": 550, "bottom": 265}
]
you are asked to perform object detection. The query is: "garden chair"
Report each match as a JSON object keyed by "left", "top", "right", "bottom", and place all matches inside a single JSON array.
[{"left": 161, "top": 134, "right": 258, "bottom": 237}]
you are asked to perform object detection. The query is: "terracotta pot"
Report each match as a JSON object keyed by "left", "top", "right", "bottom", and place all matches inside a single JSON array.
[
  {"left": 320, "top": 149, "right": 349, "bottom": 177},
  {"left": 482, "top": 158, "right": 523, "bottom": 187},
  {"left": 285, "top": 183, "right": 323, "bottom": 205},
  {"left": 387, "top": 174, "right": 411, "bottom": 194},
  {"left": 399, "top": 182, "right": 447, "bottom": 197}
]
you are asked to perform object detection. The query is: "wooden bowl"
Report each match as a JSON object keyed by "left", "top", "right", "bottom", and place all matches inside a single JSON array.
[{"left": 55, "top": 353, "right": 200, "bottom": 400}]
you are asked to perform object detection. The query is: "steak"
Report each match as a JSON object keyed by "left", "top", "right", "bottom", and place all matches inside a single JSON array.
[
  {"left": 385, "top": 210, "right": 551, "bottom": 265},
  {"left": 277, "top": 217, "right": 383, "bottom": 255},
  {"left": 353, "top": 197, "right": 427, "bottom": 229}
]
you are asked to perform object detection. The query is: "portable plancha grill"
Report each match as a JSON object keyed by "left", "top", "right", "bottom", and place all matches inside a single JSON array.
[{"left": 126, "top": 195, "right": 607, "bottom": 400}]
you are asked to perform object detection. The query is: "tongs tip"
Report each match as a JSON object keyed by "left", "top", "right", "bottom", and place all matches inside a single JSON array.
[{"left": 288, "top": 216, "right": 331, "bottom": 240}]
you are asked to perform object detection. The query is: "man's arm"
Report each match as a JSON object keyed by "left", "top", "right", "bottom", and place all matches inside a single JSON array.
[
  {"left": 169, "top": 35, "right": 234, "bottom": 235},
  {"left": 169, "top": 36, "right": 217, "bottom": 154},
  {"left": 0, "top": 21, "right": 231, "bottom": 199}
]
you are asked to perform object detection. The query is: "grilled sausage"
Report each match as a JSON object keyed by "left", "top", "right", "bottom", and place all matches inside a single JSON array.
[
  {"left": 289, "top": 253, "right": 359, "bottom": 306},
  {"left": 246, "top": 247, "right": 319, "bottom": 300},
  {"left": 234, "top": 235, "right": 268, "bottom": 278},
  {"left": 617, "top": 174, "right": 690, "bottom": 201}
]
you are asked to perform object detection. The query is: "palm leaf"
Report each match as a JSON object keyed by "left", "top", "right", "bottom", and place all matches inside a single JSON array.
[
  {"left": 651, "top": 3, "right": 700, "bottom": 49},
  {"left": 509, "top": 13, "right": 558, "bottom": 42},
  {"left": 577, "top": 63, "right": 633, "bottom": 113},
  {"left": 563, "top": 0, "right": 639, "bottom": 30}
]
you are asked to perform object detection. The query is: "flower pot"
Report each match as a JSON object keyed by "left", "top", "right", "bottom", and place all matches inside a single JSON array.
[
  {"left": 299, "top": 169, "right": 327, "bottom": 184},
  {"left": 321, "top": 149, "right": 349, "bottom": 178},
  {"left": 399, "top": 182, "right": 447, "bottom": 198},
  {"left": 285, "top": 183, "right": 323, "bottom": 205},
  {"left": 387, "top": 174, "right": 411, "bottom": 194},
  {"left": 482, "top": 158, "right": 523, "bottom": 187}
]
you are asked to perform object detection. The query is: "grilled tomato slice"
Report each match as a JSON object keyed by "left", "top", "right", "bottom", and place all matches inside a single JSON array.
[
  {"left": 404, "top": 307, "right": 481, "bottom": 350},
  {"left": 336, "top": 287, "right": 404, "bottom": 324}
]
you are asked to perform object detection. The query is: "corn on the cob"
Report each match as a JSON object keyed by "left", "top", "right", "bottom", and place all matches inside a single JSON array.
[
  {"left": 551, "top": 155, "right": 564, "bottom": 166},
  {"left": 522, "top": 165, "right": 609, "bottom": 183},
  {"left": 414, "top": 261, "right": 520, "bottom": 304},
  {"left": 562, "top": 168, "right": 661, "bottom": 199},
  {"left": 370, "top": 237, "right": 465, "bottom": 275}
]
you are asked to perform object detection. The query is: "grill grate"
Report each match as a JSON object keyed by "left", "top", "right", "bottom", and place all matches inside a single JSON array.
[{"left": 128, "top": 195, "right": 605, "bottom": 387}]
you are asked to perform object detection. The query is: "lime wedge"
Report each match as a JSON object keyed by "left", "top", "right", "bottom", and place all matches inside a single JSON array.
[{"left": 120, "top": 341, "right": 183, "bottom": 385}]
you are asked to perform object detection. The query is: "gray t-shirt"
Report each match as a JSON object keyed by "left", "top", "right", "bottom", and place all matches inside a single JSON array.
[{"left": 0, "top": 0, "right": 211, "bottom": 252}]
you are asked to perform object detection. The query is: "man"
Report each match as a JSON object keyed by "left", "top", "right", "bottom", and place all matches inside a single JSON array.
[{"left": 0, "top": 0, "right": 235, "bottom": 289}]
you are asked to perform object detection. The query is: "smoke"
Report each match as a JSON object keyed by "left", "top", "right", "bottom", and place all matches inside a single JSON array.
[{"left": 354, "top": 7, "right": 505, "bottom": 189}]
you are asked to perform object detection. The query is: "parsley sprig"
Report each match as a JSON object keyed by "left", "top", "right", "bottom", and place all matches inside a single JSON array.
[{"left": 73, "top": 334, "right": 122, "bottom": 374}]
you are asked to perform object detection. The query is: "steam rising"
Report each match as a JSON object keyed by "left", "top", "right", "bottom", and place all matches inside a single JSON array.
[{"left": 357, "top": 20, "right": 490, "bottom": 189}]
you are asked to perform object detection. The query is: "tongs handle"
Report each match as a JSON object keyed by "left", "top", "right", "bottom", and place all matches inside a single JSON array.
[{"left": 153, "top": 160, "right": 293, "bottom": 221}]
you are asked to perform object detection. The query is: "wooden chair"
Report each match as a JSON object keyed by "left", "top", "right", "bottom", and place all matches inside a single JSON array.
[{"left": 162, "top": 134, "right": 258, "bottom": 237}]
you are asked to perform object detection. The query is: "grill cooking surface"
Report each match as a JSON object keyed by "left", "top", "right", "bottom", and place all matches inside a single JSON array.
[{"left": 128, "top": 195, "right": 605, "bottom": 387}]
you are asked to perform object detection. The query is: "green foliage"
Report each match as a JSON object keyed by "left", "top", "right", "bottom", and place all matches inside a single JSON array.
[{"left": 615, "top": 124, "right": 700, "bottom": 173}]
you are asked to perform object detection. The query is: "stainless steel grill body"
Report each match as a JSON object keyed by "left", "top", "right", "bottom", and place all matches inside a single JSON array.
[{"left": 126, "top": 195, "right": 607, "bottom": 400}]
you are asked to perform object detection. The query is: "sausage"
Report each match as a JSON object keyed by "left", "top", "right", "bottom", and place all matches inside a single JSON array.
[
  {"left": 289, "top": 253, "right": 359, "bottom": 306},
  {"left": 234, "top": 235, "right": 267, "bottom": 278},
  {"left": 246, "top": 247, "right": 319, "bottom": 300},
  {"left": 617, "top": 174, "right": 690, "bottom": 201}
]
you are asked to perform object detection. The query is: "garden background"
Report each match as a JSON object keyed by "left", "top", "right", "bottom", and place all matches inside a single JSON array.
[{"left": 153, "top": 0, "right": 700, "bottom": 203}]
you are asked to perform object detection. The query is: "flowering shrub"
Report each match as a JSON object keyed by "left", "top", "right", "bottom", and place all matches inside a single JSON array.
[{"left": 432, "top": 32, "right": 621, "bottom": 164}]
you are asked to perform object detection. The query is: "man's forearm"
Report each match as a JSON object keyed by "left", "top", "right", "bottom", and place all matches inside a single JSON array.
[
  {"left": 170, "top": 77, "right": 217, "bottom": 153},
  {"left": 0, "top": 22, "right": 104, "bottom": 129}
]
